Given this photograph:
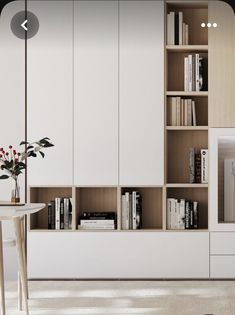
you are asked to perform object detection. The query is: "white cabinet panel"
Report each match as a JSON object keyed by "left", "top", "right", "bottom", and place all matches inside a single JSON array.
[
  {"left": 27, "top": 1, "right": 73, "bottom": 185},
  {"left": 28, "top": 232, "right": 209, "bottom": 279},
  {"left": 119, "top": 1, "right": 164, "bottom": 186},
  {"left": 210, "top": 256, "right": 235, "bottom": 279},
  {"left": 74, "top": 1, "right": 118, "bottom": 185},
  {"left": 210, "top": 232, "right": 235, "bottom": 255}
]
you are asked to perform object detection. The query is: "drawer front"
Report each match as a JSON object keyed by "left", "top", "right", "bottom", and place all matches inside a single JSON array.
[
  {"left": 210, "top": 232, "right": 235, "bottom": 255},
  {"left": 210, "top": 256, "right": 235, "bottom": 279},
  {"left": 28, "top": 232, "right": 209, "bottom": 279}
]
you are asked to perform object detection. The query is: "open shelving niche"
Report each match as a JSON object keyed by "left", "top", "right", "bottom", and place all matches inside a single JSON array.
[
  {"left": 165, "top": 0, "right": 209, "bottom": 231},
  {"left": 28, "top": 0, "right": 209, "bottom": 233}
]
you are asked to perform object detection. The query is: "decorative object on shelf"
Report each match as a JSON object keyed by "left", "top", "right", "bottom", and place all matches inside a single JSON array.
[{"left": 0, "top": 138, "right": 54, "bottom": 203}]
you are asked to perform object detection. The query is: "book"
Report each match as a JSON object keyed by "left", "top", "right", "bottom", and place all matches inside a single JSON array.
[
  {"left": 63, "top": 198, "right": 70, "bottom": 230},
  {"left": 178, "top": 12, "right": 183, "bottom": 45},
  {"left": 189, "top": 148, "right": 195, "bottom": 183},
  {"left": 193, "top": 201, "right": 199, "bottom": 229},
  {"left": 195, "top": 152, "right": 202, "bottom": 183},
  {"left": 184, "top": 57, "right": 189, "bottom": 91},
  {"left": 185, "top": 201, "right": 190, "bottom": 229},
  {"left": 175, "top": 12, "right": 179, "bottom": 45},
  {"left": 201, "top": 149, "right": 208, "bottom": 183},
  {"left": 136, "top": 192, "right": 142, "bottom": 229},
  {"left": 192, "top": 101, "right": 196, "bottom": 126},
  {"left": 195, "top": 54, "right": 200, "bottom": 91},
  {"left": 179, "top": 199, "right": 185, "bottom": 229},
  {"left": 55, "top": 197, "right": 61, "bottom": 230},
  {"left": 48, "top": 202, "right": 53, "bottom": 229},
  {"left": 188, "top": 55, "right": 193, "bottom": 92},
  {"left": 132, "top": 191, "right": 137, "bottom": 230},
  {"left": 60, "top": 199, "right": 64, "bottom": 229}
]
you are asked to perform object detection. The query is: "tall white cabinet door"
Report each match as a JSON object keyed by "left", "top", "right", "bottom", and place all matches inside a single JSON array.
[
  {"left": 119, "top": 1, "right": 164, "bottom": 186},
  {"left": 74, "top": 1, "right": 118, "bottom": 186},
  {"left": 27, "top": 1, "right": 73, "bottom": 185}
]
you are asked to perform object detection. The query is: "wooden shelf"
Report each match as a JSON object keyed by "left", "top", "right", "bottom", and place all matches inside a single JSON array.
[
  {"left": 166, "top": 183, "right": 208, "bottom": 188},
  {"left": 166, "top": 91, "right": 208, "bottom": 96},
  {"left": 166, "top": 45, "right": 208, "bottom": 52},
  {"left": 166, "top": 126, "right": 208, "bottom": 130}
]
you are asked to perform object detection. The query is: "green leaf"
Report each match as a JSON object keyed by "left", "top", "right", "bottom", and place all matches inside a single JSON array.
[
  {"left": 39, "top": 151, "right": 45, "bottom": 158},
  {"left": 0, "top": 175, "right": 9, "bottom": 179}
]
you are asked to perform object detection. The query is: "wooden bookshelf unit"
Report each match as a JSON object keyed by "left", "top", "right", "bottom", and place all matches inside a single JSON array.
[{"left": 165, "top": 0, "right": 209, "bottom": 230}]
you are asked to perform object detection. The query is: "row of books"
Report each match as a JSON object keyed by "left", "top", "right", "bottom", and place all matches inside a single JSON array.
[
  {"left": 167, "top": 11, "right": 189, "bottom": 45},
  {"left": 48, "top": 197, "right": 72, "bottom": 230},
  {"left": 184, "top": 54, "right": 208, "bottom": 92},
  {"left": 189, "top": 148, "right": 208, "bottom": 184},
  {"left": 78, "top": 212, "right": 116, "bottom": 230},
  {"left": 167, "top": 198, "right": 199, "bottom": 230},
  {"left": 122, "top": 191, "right": 142, "bottom": 230},
  {"left": 168, "top": 97, "right": 196, "bottom": 126}
]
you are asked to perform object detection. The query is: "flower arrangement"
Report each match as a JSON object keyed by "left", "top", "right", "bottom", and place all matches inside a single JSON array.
[{"left": 0, "top": 137, "right": 54, "bottom": 202}]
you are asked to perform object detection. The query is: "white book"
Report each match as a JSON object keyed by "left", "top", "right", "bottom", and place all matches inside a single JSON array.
[
  {"left": 201, "top": 149, "right": 208, "bottom": 183},
  {"left": 195, "top": 54, "right": 200, "bottom": 91},
  {"left": 185, "top": 24, "right": 189, "bottom": 45},
  {"left": 132, "top": 191, "right": 137, "bottom": 230},
  {"left": 184, "top": 99, "right": 188, "bottom": 126},
  {"left": 192, "top": 100, "right": 197, "bottom": 126},
  {"left": 167, "top": 198, "right": 175, "bottom": 229},
  {"left": 176, "top": 97, "right": 181, "bottom": 126},
  {"left": 172, "top": 97, "right": 177, "bottom": 125},
  {"left": 187, "top": 99, "right": 192, "bottom": 126},
  {"left": 78, "top": 225, "right": 114, "bottom": 230},
  {"left": 184, "top": 57, "right": 189, "bottom": 91},
  {"left": 64, "top": 198, "right": 70, "bottom": 230},
  {"left": 55, "top": 197, "right": 61, "bottom": 230},
  {"left": 167, "top": 14, "right": 171, "bottom": 45},
  {"left": 178, "top": 12, "right": 183, "bottom": 45},
  {"left": 121, "top": 195, "right": 126, "bottom": 230},
  {"left": 125, "top": 192, "right": 130, "bottom": 230},
  {"left": 80, "top": 220, "right": 115, "bottom": 225},
  {"left": 169, "top": 12, "right": 175, "bottom": 45},
  {"left": 188, "top": 55, "right": 193, "bottom": 92},
  {"left": 172, "top": 199, "right": 178, "bottom": 229},
  {"left": 182, "top": 23, "right": 186, "bottom": 45},
  {"left": 179, "top": 199, "right": 185, "bottom": 230},
  {"left": 224, "top": 159, "right": 235, "bottom": 222}
]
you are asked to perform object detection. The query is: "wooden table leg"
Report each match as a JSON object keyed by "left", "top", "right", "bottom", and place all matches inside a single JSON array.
[
  {"left": 14, "top": 217, "right": 29, "bottom": 315},
  {"left": 0, "top": 221, "right": 5, "bottom": 315}
]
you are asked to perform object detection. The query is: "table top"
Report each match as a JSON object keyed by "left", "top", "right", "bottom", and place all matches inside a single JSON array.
[{"left": 0, "top": 203, "right": 45, "bottom": 219}]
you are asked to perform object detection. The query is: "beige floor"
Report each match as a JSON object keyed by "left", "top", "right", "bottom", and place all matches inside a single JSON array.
[{"left": 4, "top": 280, "right": 235, "bottom": 315}]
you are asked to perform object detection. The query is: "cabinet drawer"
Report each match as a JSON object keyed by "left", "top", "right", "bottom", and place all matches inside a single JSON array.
[
  {"left": 28, "top": 231, "right": 209, "bottom": 279},
  {"left": 210, "top": 232, "right": 235, "bottom": 255},
  {"left": 210, "top": 256, "right": 235, "bottom": 279}
]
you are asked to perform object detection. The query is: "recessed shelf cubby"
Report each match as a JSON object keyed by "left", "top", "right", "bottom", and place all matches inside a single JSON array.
[
  {"left": 167, "top": 3, "right": 208, "bottom": 46},
  {"left": 167, "top": 130, "right": 208, "bottom": 184},
  {"left": 29, "top": 186, "right": 73, "bottom": 230},
  {"left": 121, "top": 187, "right": 163, "bottom": 230},
  {"left": 167, "top": 187, "right": 208, "bottom": 229},
  {"left": 167, "top": 52, "right": 208, "bottom": 92}
]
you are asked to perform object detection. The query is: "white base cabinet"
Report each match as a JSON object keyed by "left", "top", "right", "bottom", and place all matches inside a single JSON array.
[{"left": 28, "top": 232, "right": 209, "bottom": 279}]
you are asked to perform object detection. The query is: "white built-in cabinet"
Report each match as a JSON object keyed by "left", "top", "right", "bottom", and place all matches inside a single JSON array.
[
  {"left": 119, "top": 1, "right": 164, "bottom": 185},
  {"left": 27, "top": 1, "right": 74, "bottom": 186},
  {"left": 74, "top": 1, "right": 119, "bottom": 185}
]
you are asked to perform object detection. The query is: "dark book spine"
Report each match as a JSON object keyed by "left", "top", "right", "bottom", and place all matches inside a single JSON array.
[
  {"left": 185, "top": 201, "right": 190, "bottom": 229},
  {"left": 202, "top": 58, "right": 208, "bottom": 91},
  {"left": 48, "top": 202, "right": 52, "bottom": 229},
  {"left": 193, "top": 201, "right": 199, "bottom": 229},
  {"left": 136, "top": 193, "right": 142, "bottom": 229},
  {"left": 189, "top": 202, "right": 194, "bottom": 229},
  {"left": 195, "top": 152, "right": 201, "bottom": 183},
  {"left": 175, "top": 12, "right": 179, "bottom": 45},
  {"left": 60, "top": 199, "right": 64, "bottom": 229},
  {"left": 51, "top": 201, "right": 55, "bottom": 230}
]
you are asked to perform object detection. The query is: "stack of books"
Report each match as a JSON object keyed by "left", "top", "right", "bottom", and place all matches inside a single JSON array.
[
  {"left": 184, "top": 54, "right": 208, "bottom": 92},
  {"left": 167, "top": 198, "right": 199, "bottom": 230},
  {"left": 48, "top": 197, "right": 72, "bottom": 230},
  {"left": 168, "top": 97, "right": 196, "bottom": 126},
  {"left": 167, "top": 11, "right": 189, "bottom": 45},
  {"left": 122, "top": 191, "right": 142, "bottom": 230},
  {"left": 78, "top": 212, "right": 116, "bottom": 230},
  {"left": 189, "top": 148, "right": 208, "bottom": 184}
]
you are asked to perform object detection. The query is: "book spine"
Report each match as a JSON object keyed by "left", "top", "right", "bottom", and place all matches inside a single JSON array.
[
  {"left": 55, "top": 198, "right": 61, "bottom": 230},
  {"left": 48, "top": 202, "right": 52, "bottom": 229},
  {"left": 136, "top": 193, "right": 142, "bottom": 229},
  {"left": 187, "top": 99, "right": 192, "bottom": 126},
  {"left": 193, "top": 201, "right": 199, "bottom": 229},
  {"left": 175, "top": 12, "right": 179, "bottom": 45},
  {"left": 125, "top": 192, "right": 130, "bottom": 230},
  {"left": 176, "top": 97, "right": 181, "bottom": 126},
  {"left": 64, "top": 198, "right": 69, "bottom": 230},
  {"left": 132, "top": 191, "right": 137, "bottom": 230},
  {"left": 184, "top": 57, "right": 189, "bottom": 91},
  {"left": 192, "top": 100, "right": 196, "bottom": 126},
  {"left": 185, "top": 201, "right": 190, "bottom": 229},
  {"left": 195, "top": 54, "right": 200, "bottom": 91},
  {"left": 189, "top": 201, "right": 194, "bottom": 229},
  {"left": 189, "top": 147, "right": 195, "bottom": 183},
  {"left": 185, "top": 24, "right": 189, "bottom": 45},
  {"left": 178, "top": 12, "right": 183, "bottom": 45},
  {"left": 167, "top": 14, "right": 171, "bottom": 45},
  {"left": 195, "top": 152, "right": 202, "bottom": 183},
  {"left": 188, "top": 55, "right": 193, "bottom": 92},
  {"left": 179, "top": 199, "right": 185, "bottom": 230},
  {"left": 60, "top": 198, "right": 64, "bottom": 230},
  {"left": 201, "top": 149, "right": 208, "bottom": 183},
  {"left": 122, "top": 195, "right": 126, "bottom": 230}
]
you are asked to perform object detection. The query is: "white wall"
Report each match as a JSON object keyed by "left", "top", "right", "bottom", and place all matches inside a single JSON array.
[{"left": 0, "top": 1, "right": 25, "bottom": 280}]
